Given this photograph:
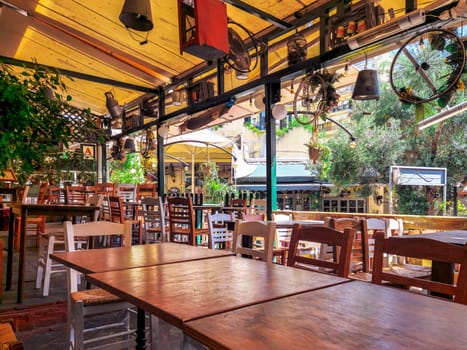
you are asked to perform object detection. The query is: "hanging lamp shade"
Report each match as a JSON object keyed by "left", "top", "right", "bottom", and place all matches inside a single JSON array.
[
  {"left": 105, "top": 91, "right": 124, "bottom": 119},
  {"left": 119, "top": 0, "right": 153, "bottom": 32},
  {"left": 124, "top": 138, "right": 137, "bottom": 153},
  {"left": 352, "top": 69, "right": 380, "bottom": 100}
]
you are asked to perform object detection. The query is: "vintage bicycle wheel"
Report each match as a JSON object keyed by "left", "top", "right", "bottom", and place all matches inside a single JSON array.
[
  {"left": 293, "top": 73, "right": 327, "bottom": 125},
  {"left": 390, "top": 28, "right": 465, "bottom": 104}
]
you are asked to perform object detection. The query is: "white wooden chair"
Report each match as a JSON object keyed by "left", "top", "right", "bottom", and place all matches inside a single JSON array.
[
  {"left": 207, "top": 212, "right": 233, "bottom": 250},
  {"left": 232, "top": 219, "right": 276, "bottom": 263},
  {"left": 63, "top": 220, "right": 135, "bottom": 350},
  {"left": 35, "top": 194, "right": 104, "bottom": 297}
]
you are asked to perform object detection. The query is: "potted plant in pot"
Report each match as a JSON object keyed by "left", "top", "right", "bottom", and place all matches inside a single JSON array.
[{"left": 0, "top": 64, "right": 97, "bottom": 185}]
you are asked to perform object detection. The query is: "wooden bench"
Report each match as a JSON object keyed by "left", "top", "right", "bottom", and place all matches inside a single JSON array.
[{"left": 0, "top": 321, "right": 23, "bottom": 350}]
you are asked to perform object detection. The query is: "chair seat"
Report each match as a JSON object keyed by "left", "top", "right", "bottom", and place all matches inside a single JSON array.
[
  {"left": 71, "top": 288, "right": 122, "bottom": 306},
  {"left": 389, "top": 264, "right": 432, "bottom": 279}
]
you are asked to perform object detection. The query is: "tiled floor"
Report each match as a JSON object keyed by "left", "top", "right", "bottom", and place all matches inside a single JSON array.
[
  {"left": 1, "top": 230, "right": 142, "bottom": 349},
  {"left": 1, "top": 230, "right": 69, "bottom": 349}
]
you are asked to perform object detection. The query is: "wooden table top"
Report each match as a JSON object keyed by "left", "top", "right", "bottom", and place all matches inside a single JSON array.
[
  {"left": 184, "top": 280, "right": 467, "bottom": 350},
  {"left": 51, "top": 242, "right": 234, "bottom": 274},
  {"left": 87, "top": 256, "right": 349, "bottom": 328},
  {"left": 10, "top": 203, "right": 99, "bottom": 215},
  {"left": 403, "top": 230, "right": 467, "bottom": 245},
  {"left": 274, "top": 219, "right": 325, "bottom": 229}
]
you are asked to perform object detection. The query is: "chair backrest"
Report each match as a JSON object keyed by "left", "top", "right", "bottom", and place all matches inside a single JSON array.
[
  {"left": 250, "top": 198, "right": 267, "bottom": 215},
  {"left": 242, "top": 213, "right": 265, "bottom": 221},
  {"left": 95, "top": 182, "right": 116, "bottom": 196},
  {"left": 287, "top": 224, "right": 355, "bottom": 277},
  {"left": 371, "top": 231, "right": 467, "bottom": 304},
  {"left": 386, "top": 218, "right": 404, "bottom": 237},
  {"left": 63, "top": 220, "right": 132, "bottom": 292},
  {"left": 16, "top": 186, "right": 29, "bottom": 204},
  {"left": 207, "top": 212, "right": 233, "bottom": 249},
  {"left": 48, "top": 186, "right": 65, "bottom": 204},
  {"left": 65, "top": 185, "right": 88, "bottom": 205},
  {"left": 36, "top": 182, "right": 49, "bottom": 204},
  {"left": 86, "top": 194, "right": 104, "bottom": 221},
  {"left": 116, "top": 184, "right": 136, "bottom": 202},
  {"left": 328, "top": 217, "right": 369, "bottom": 273},
  {"left": 232, "top": 219, "right": 276, "bottom": 263},
  {"left": 136, "top": 183, "right": 156, "bottom": 201},
  {"left": 230, "top": 198, "right": 247, "bottom": 208},
  {"left": 108, "top": 196, "right": 125, "bottom": 223},
  {"left": 272, "top": 213, "right": 293, "bottom": 249},
  {"left": 141, "top": 196, "right": 166, "bottom": 242},
  {"left": 365, "top": 217, "right": 388, "bottom": 270},
  {"left": 167, "top": 196, "right": 197, "bottom": 245}
]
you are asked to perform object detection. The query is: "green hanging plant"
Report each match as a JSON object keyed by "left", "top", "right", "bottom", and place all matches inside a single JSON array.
[{"left": 0, "top": 64, "right": 91, "bottom": 185}]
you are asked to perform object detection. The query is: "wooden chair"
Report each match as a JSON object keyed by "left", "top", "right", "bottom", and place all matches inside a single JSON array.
[
  {"left": 47, "top": 186, "right": 65, "bottom": 204},
  {"left": 371, "top": 231, "right": 467, "bottom": 304},
  {"left": 249, "top": 198, "right": 266, "bottom": 216},
  {"left": 108, "top": 196, "right": 142, "bottom": 245},
  {"left": 14, "top": 182, "right": 48, "bottom": 250},
  {"left": 232, "top": 219, "right": 276, "bottom": 263},
  {"left": 287, "top": 224, "right": 355, "bottom": 277},
  {"left": 365, "top": 217, "right": 388, "bottom": 270},
  {"left": 167, "top": 196, "right": 209, "bottom": 246},
  {"left": 328, "top": 217, "right": 369, "bottom": 273},
  {"left": 136, "top": 183, "right": 157, "bottom": 201},
  {"left": 95, "top": 182, "right": 116, "bottom": 196},
  {"left": 36, "top": 194, "right": 104, "bottom": 296},
  {"left": 227, "top": 198, "right": 248, "bottom": 219},
  {"left": 65, "top": 185, "right": 87, "bottom": 205},
  {"left": 116, "top": 184, "right": 137, "bottom": 202},
  {"left": 241, "top": 213, "right": 287, "bottom": 264},
  {"left": 141, "top": 196, "right": 168, "bottom": 243},
  {"left": 63, "top": 220, "right": 135, "bottom": 349},
  {"left": 207, "top": 212, "right": 234, "bottom": 249}
]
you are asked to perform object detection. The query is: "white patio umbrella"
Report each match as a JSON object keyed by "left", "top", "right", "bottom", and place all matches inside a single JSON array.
[{"left": 164, "top": 130, "right": 237, "bottom": 194}]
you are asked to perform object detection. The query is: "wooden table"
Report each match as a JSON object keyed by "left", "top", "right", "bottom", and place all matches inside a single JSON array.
[
  {"left": 51, "top": 242, "right": 234, "bottom": 274},
  {"left": 51, "top": 243, "right": 235, "bottom": 350},
  {"left": 184, "top": 280, "right": 467, "bottom": 350},
  {"left": 87, "top": 256, "right": 350, "bottom": 349},
  {"left": 7, "top": 203, "right": 99, "bottom": 303},
  {"left": 274, "top": 219, "right": 325, "bottom": 229}
]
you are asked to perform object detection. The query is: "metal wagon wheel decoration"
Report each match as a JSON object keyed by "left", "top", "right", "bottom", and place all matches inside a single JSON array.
[
  {"left": 293, "top": 72, "right": 328, "bottom": 125},
  {"left": 390, "top": 28, "right": 465, "bottom": 105},
  {"left": 140, "top": 129, "right": 155, "bottom": 159}
]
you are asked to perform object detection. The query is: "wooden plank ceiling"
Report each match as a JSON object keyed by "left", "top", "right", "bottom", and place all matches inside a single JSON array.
[{"left": 0, "top": 0, "right": 447, "bottom": 127}]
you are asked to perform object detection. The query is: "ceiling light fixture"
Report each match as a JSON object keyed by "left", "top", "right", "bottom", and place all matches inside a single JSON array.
[
  {"left": 119, "top": 0, "right": 154, "bottom": 32},
  {"left": 352, "top": 54, "right": 380, "bottom": 100},
  {"left": 417, "top": 101, "right": 467, "bottom": 130},
  {"left": 104, "top": 91, "right": 124, "bottom": 119},
  {"left": 347, "top": 9, "right": 426, "bottom": 50}
]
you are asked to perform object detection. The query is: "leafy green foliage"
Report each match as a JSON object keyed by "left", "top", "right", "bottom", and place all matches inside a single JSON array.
[
  {"left": 202, "top": 162, "right": 238, "bottom": 204},
  {"left": 110, "top": 153, "right": 145, "bottom": 184},
  {"left": 0, "top": 65, "right": 76, "bottom": 184}
]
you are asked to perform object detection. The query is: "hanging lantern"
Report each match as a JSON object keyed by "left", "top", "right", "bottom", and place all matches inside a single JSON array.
[
  {"left": 352, "top": 69, "right": 380, "bottom": 100},
  {"left": 287, "top": 33, "right": 307, "bottom": 66}
]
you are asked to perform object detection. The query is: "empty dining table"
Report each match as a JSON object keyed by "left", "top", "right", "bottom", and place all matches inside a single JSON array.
[
  {"left": 51, "top": 242, "right": 236, "bottom": 350},
  {"left": 86, "top": 255, "right": 351, "bottom": 349},
  {"left": 184, "top": 280, "right": 467, "bottom": 350}
]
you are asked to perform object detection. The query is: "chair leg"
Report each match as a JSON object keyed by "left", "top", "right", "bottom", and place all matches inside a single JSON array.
[
  {"left": 35, "top": 236, "right": 46, "bottom": 290},
  {"left": 41, "top": 236, "right": 56, "bottom": 297}
]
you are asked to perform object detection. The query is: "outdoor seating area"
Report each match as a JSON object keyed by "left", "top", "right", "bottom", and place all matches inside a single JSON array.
[
  {"left": 1, "top": 0, "right": 467, "bottom": 349},
  {"left": 0, "top": 183, "right": 466, "bottom": 348}
]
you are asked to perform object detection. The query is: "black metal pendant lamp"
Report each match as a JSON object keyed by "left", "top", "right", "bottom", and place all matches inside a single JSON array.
[{"left": 119, "top": 0, "right": 153, "bottom": 31}]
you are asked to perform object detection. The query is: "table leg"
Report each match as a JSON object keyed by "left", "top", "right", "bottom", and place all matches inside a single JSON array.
[
  {"left": 6, "top": 208, "right": 14, "bottom": 290},
  {"left": 431, "top": 261, "right": 454, "bottom": 299},
  {"left": 136, "top": 307, "right": 147, "bottom": 349},
  {"left": 17, "top": 207, "right": 27, "bottom": 303}
]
